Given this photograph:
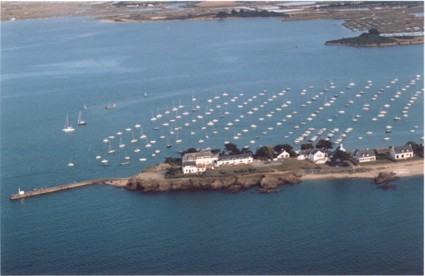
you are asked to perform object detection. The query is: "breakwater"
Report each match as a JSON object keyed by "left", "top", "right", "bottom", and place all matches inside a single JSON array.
[{"left": 9, "top": 178, "right": 125, "bottom": 200}]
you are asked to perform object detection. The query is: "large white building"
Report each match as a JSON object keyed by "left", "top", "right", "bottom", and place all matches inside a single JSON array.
[
  {"left": 182, "top": 150, "right": 219, "bottom": 174},
  {"left": 390, "top": 144, "right": 414, "bottom": 160},
  {"left": 216, "top": 153, "right": 253, "bottom": 167}
]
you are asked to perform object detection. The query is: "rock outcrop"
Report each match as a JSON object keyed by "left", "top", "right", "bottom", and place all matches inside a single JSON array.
[
  {"left": 125, "top": 172, "right": 302, "bottom": 194},
  {"left": 373, "top": 172, "right": 400, "bottom": 184},
  {"left": 373, "top": 172, "right": 400, "bottom": 190}
]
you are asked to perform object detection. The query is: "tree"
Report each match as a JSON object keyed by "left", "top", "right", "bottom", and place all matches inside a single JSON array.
[
  {"left": 216, "top": 11, "right": 228, "bottom": 18},
  {"left": 332, "top": 149, "right": 350, "bottom": 161},
  {"left": 164, "top": 156, "right": 182, "bottom": 166},
  {"left": 273, "top": 144, "right": 296, "bottom": 157},
  {"left": 211, "top": 149, "right": 221, "bottom": 154},
  {"left": 255, "top": 145, "right": 275, "bottom": 160},
  {"left": 223, "top": 143, "right": 241, "bottom": 155},
  {"left": 241, "top": 147, "right": 253, "bottom": 154},
  {"left": 316, "top": 139, "right": 333, "bottom": 150},
  {"left": 300, "top": 143, "right": 314, "bottom": 150},
  {"left": 407, "top": 141, "right": 424, "bottom": 157}
]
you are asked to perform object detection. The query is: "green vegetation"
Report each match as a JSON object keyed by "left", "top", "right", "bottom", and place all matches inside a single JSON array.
[
  {"left": 223, "top": 143, "right": 241, "bottom": 155},
  {"left": 273, "top": 144, "right": 296, "bottom": 157},
  {"left": 300, "top": 143, "right": 314, "bottom": 150},
  {"left": 254, "top": 145, "right": 275, "bottom": 160},
  {"left": 316, "top": 139, "right": 333, "bottom": 150},
  {"left": 164, "top": 156, "right": 181, "bottom": 166},
  {"left": 407, "top": 141, "right": 424, "bottom": 157}
]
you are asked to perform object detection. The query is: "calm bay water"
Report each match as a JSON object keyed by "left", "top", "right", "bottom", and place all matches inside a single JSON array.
[{"left": 1, "top": 17, "right": 423, "bottom": 274}]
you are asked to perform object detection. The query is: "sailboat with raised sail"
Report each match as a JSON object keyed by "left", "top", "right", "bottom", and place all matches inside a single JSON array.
[
  {"left": 77, "top": 111, "right": 86, "bottom": 126},
  {"left": 62, "top": 115, "right": 75, "bottom": 133}
]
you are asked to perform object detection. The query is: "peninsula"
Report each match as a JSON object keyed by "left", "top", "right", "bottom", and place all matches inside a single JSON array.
[
  {"left": 11, "top": 141, "right": 423, "bottom": 200},
  {"left": 85, "top": 140, "right": 425, "bottom": 193}
]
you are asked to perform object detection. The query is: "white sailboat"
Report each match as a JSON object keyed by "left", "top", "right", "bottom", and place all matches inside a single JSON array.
[
  {"left": 130, "top": 131, "right": 138, "bottom": 144},
  {"left": 107, "top": 141, "right": 115, "bottom": 154},
  {"left": 119, "top": 136, "right": 125, "bottom": 148},
  {"left": 62, "top": 115, "right": 75, "bottom": 133},
  {"left": 175, "top": 132, "right": 182, "bottom": 143},
  {"left": 77, "top": 111, "right": 86, "bottom": 126}
]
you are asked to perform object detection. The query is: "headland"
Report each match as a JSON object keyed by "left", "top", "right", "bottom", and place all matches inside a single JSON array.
[
  {"left": 125, "top": 157, "right": 424, "bottom": 193},
  {"left": 11, "top": 157, "right": 423, "bottom": 200}
]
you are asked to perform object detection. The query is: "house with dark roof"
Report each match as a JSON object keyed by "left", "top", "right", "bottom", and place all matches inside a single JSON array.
[
  {"left": 390, "top": 144, "right": 414, "bottom": 160},
  {"left": 353, "top": 148, "right": 376, "bottom": 163}
]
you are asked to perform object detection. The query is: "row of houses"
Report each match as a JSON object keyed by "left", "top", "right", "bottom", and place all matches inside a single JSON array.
[
  {"left": 181, "top": 144, "right": 415, "bottom": 174},
  {"left": 182, "top": 151, "right": 255, "bottom": 174},
  {"left": 353, "top": 144, "right": 414, "bottom": 162}
]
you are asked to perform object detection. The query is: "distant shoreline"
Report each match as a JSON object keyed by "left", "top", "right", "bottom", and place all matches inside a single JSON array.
[{"left": 2, "top": 1, "right": 423, "bottom": 38}]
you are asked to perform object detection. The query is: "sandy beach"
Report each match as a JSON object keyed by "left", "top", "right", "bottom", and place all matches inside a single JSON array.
[{"left": 302, "top": 159, "right": 424, "bottom": 181}]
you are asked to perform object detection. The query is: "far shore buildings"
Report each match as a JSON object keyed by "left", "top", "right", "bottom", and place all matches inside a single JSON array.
[{"left": 390, "top": 144, "right": 414, "bottom": 160}]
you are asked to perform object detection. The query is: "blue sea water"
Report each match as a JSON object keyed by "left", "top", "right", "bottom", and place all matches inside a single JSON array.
[{"left": 1, "top": 17, "right": 424, "bottom": 274}]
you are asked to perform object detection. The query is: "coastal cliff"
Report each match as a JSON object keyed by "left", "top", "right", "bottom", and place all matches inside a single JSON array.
[{"left": 126, "top": 172, "right": 302, "bottom": 193}]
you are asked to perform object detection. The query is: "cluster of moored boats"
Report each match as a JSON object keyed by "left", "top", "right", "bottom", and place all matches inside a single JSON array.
[{"left": 63, "top": 75, "right": 423, "bottom": 168}]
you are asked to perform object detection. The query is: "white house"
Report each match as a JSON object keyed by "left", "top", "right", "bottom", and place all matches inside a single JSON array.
[
  {"left": 216, "top": 153, "right": 253, "bottom": 167},
  {"left": 297, "top": 149, "right": 313, "bottom": 160},
  {"left": 353, "top": 148, "right": 376, "bottom": 163},
  {"left": 390, "top": 144, "right": 414, "bottom": 160},
  {"left": 274, "top": 150, "right": 290, "bottom": 161},
  {"left": 182, "top": 162, "right": 207, "bottom": 174},
  {"left": 308, "top": 149, "right": 328, "bottom": 164},
  {"left": 182, "top": 150, "right": 219, "bottom": 174}
]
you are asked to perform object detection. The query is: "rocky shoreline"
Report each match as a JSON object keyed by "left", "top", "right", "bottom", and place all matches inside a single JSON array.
[
  {"left": 126, "top": 172, "right": 302, "bottom": 194},
  {"left": 110, "top": 158, "right": 424, "bottom": 194}
]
